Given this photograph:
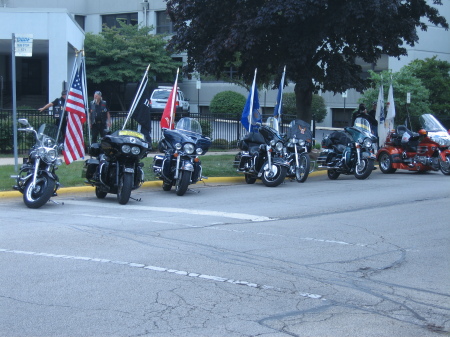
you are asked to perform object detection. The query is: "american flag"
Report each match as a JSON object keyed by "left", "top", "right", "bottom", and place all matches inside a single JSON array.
[{"left": 63, "top": 64, "right": 86, "bottom": 165}]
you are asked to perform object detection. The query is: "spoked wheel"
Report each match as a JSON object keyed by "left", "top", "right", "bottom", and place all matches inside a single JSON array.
[
  {"left": 261, "top": 163, "right": 287, "bottom": 187},
  {"left": 176, "top": 170, "right": 190, "bottom": 196},
  {"left": 327, "top": 169, "right": 340, "bottom": 180},
  {"left": 295, "top": 154, "right": 311, "bottom": 183},
  {"left": 23, "top": 175, "right": 56, "bottom": 209},
  {"left": 354, "top": 158, "right": 375, "bottom": 180},
  {"left": 439, "top": 155, "right": 450, "bottom": 175},
  {"left": 378, "top": 152, "right": 397, "bottom": 174},
  {"left": 162, "top": 180, "right": 172, "bottom": 191},
  {"left": 244, "top": 174, "right": 256, "bottom": 184},
  {"left": 117, "top": 173, "right": 133, "bottom": 205},
  {"left": 95, "top": 186, "right": 107, "bottom": 199}
]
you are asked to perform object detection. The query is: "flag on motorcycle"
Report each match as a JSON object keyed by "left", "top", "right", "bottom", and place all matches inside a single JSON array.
[
  {"left": 63, "top": 62, "right": 86, "bottom": 165},
  {"left": 385, "top": 83, "right": 396, "bottom": 134},
  {"left": 160, "top": 68, "right": 179, "bottom": 130},
  {"left": 241, "top": 69, "right": 261, "bottom": 132},
  {"left": 375, "top": 84, "right": 386, "bottom": 146},
  {"left": 273, "top": 66, "right": 286, "bottom": 121}
]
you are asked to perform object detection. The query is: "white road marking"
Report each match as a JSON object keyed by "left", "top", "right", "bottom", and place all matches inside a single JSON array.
[
  {"left": 0, "top": 248, "right": 323, "bottom": 300},
  {"left": 65, "top": 200, "right": 273, "bottom": 222}
]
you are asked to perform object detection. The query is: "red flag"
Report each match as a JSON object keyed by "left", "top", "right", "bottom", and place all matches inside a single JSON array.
[
  {"left": 63, "top": 64, "right": 86, "bottom": 164},
  {"left": 160, "top": 69, "right": 179, "bottom": 129}
]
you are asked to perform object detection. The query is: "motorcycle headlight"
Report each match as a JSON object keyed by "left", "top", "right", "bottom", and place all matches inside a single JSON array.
[
  {"left": 122, "top": 145, "right": 131, "bottom": 153},
  {"left": 196, "top": 148, "right": 203, "bottom": 155},
  {"left": 131, "top": 146, "right": 140, "bottom": 155},
  {"left": 175, "top": 143, "right": 182, "bottom": 150},
  {"left": 183, "top": 143, "right": 195, "bottom": 154},
  {"left": 363, "top": 138, "right": 373, "bottom": 148},
  {"left": 275, "top": 141, "right": 284, "bottom": 152}
]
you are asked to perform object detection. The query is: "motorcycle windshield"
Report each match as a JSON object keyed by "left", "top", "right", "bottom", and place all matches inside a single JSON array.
[
  {"left": 37, "top": 123, "right": 58, "bottom": 143},
  {"left": 264, "top": 117, "right": 280, "bottom": 133},
  {"left": 353, "top": 117, "right": 372, "bottom": 134},
  {"left": 287, "top": 119, "right": 312, "bottom": 141},
  {"left": 176, "top": 117, "right": 203, "bottom": 135}
]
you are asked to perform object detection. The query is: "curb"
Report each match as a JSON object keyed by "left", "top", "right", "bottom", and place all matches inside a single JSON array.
[{"left": 0, "top": 171, "right": 326, "bottom": 199}]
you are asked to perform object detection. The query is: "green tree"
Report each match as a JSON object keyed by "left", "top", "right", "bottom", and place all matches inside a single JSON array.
[
  {"left": 209, "top": 91, "right": 246, "bottom": 117},
  {"left": 282, "top": 93, "right": 327, "bottom": 123},
  {"left": 359, "top": 69, "right": 431, "bottom": 129},
  {"left": 166, "top": 0, "right": 447, "bottom": 123},
  {"left": 85, "top": 21, "right": 180, "bottom": 110},
  {"left": 403, "top": 56, "right": 450, "bottom": 116}
]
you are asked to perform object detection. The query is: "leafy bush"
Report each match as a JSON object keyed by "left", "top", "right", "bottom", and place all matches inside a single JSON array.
[{"left": 210, "top": 91, "right": 246, "bottom": 117}]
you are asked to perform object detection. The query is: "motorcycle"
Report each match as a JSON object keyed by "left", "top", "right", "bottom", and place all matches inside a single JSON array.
[
  {"left": 152, "top": 117, "right": 211, "bottom": 196},
  {"left": 283, "top": 119, "right": 314, "bottom": 183},
  {"left": 12, "top": 119, "right": 62, "bottom": 208},
  {"left": 317, "top": 117, "right": 377, "bottom": 180},
  {"left": 377, "top": 114, "right": 450, "bottom": 175},
  {"left": 234, "top": 118, "right": 289, "bottom": 187},
  {"left": 83, "top": 129, "right": 149, "bottom": 204}
]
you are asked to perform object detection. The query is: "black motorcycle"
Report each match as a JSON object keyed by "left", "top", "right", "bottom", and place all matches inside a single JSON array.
[
  {"left": 12, "top": 119, "right": 62, "bottom": 208},
  {"left": 317, "top": 117, "right": 377, "bottom": 180},
  {"left": 234, "top": 119, "right": 289, "bottom": 187},
  {"left": 152, "top": 117, "right": 211, "bottom": 196},
  {"left": 283, "top": 119, "right": 313, "bottom": 183},
  {"left": 83, "top": 129, "right": 149, "bottom": 204}
]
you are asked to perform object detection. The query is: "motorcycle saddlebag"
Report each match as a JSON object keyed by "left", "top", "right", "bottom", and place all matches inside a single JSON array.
[{"left": 82, "top": 158, "right": 99, "bottom": 179}]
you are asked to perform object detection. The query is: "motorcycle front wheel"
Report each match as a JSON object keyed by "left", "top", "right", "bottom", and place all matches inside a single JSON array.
[
  {"left": 261, "top": 163, "right": 287, "bottom": 187},
  {"left": 23, "top": 175, "right": 56, "bottom": 209},
  {"left": 295, "top": 153, "right": 311, "bottom": 183},
  {"left": 354, "top": 158, "right": 375, "bottom": 180},
  {"left": 176, "top": 170, "right": 190, "bottom": 196},
  {"left": 439, "top": 155, "right": 450, "bottom": 175},
  {"left": 117, "top": 173, "right": 133, "bottom": 205}
]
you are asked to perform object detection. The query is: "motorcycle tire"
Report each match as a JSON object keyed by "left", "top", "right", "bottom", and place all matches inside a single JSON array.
[
  {"left": 378, "top": 152, "right": 397, "bottom": 174},
  {"left": 261, "top": 164, "right": 287, "bottom": 187},
  {"left": 23, "top": 175, "right": 56, "bottom": 209},
  {"left": 354, "top": 158, "right": 375, "bottom": 180},
  {"left": 95, "top": 186, "right": 107, "bottom": 199},
  {"left": 176, "top": 170, "right": 190, "bottom": 196},
  {"left": 244, "top": 174, "right": 256, "bottom": 184},
  {"left": 117, "top": 173, "right": 133, "bottom": 205},
  {"left": 327, "top": 169, "right": 340, "bottom": 180},
  {"left": 162, "top": 180, "right": 172, "bottom": 191},
  {"left": 295, "top": 153, "right": 311, "bottom": 183},
  {"left": 439, "top": 155, "right": 450, "bottom": 175}
]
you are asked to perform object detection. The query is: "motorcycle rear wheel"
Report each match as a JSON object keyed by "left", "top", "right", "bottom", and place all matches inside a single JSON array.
[
  {"left": 440, "top": 155, "right": 450, "bottom": 175},
  {"left": 378, "top": 152, "right": 397, "bottom": 174},
  {"left": 354, "top": 158, "right": 374, "bottom": 180},
  {"left": 295, "top": 154, "right": 311, "bottom": 183},
  {"left": 23, "top": 175, "right": 56, "bottom": 209},
  {"left": 117, "top": 173, "right": 133, "bottom": 205},
  {"left": 176, "top": 170, "right": 190, "bottom": 196},
  {"left": 261, "top": 164, "right": 287, "bottom": 187},
  {"left": 327, "top": 169, "right": 340, "bottom": 180},
  {"left": 95, "top": 186, "right": 107, "bottom": 199}
]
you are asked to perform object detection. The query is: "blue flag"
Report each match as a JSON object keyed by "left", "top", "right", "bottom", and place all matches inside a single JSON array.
[{"left": 241, "top": 70, "right": 261, "bottom": 132}]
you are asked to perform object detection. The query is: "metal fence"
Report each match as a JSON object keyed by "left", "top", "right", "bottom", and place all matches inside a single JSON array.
[{"left": 0, "top": 109, "right": 298, "bottom": 154}]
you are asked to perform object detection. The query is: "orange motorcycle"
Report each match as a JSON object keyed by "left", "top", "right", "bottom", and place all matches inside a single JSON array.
[{"left": 377, "top": 114, "right": 450, "bottom": 175}]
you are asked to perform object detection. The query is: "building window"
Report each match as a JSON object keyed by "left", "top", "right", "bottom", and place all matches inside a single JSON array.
[
  {"left": 156, "top": 11, "right": 173, "bottom": 34},
  {"left": 74, "top": 15, "right": 85, "bottom": 30},
  {"left": 102, "top": 13, "right": 138, "bottom": 28}
]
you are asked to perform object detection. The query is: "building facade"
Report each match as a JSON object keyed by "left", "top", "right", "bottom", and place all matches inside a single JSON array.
[{"left": 1, "top": 0, "right": 449, "bottom": 127}]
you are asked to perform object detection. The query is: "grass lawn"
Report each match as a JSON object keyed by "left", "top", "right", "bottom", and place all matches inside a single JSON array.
[{"left": 1, "top": 153, "right": 240, "bottom": 191}]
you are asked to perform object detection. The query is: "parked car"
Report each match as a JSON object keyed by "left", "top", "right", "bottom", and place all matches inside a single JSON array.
[{"left": 150, "top": 86, "right": 190, "bottom": 120}]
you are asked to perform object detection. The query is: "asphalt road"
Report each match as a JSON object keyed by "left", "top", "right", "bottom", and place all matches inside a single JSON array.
[{"left": 1, "top": 169, "right": 449, "bottom": 337}]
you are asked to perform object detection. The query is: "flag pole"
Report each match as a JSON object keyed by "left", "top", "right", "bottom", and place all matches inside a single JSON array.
[
  {"left": 122, "top": 64, "right": 151, "bottom": 130},
  {"left": 248, "top": 68, "right": 257, "bottom": 132},
  {"left": 169, "top": 68, "right": 179, "bottom": 129},
  {"left": 57, "top": 49, "right": 79, "bottom": 143}
]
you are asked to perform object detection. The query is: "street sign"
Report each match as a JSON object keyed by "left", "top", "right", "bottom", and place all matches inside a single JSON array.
[{"left": 15, "top": 34, "right": 33, "bottom": 57}]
